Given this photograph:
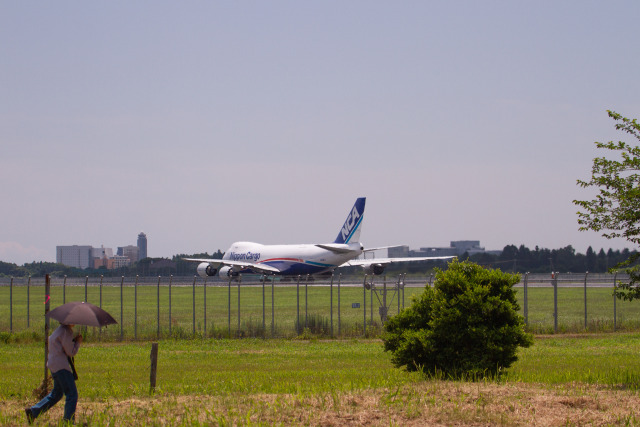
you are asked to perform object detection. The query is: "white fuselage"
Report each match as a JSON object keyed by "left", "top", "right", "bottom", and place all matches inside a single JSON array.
[{"left": 223, "top": 241, "right": 363, "bottom": 276}]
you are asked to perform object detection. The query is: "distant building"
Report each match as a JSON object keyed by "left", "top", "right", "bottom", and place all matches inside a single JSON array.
[
  {"left": 118, "top": 245, "right": 139, "bottom": 263},
  {"left": 137, "top": 232, "right": 147, "bottom": 260},
  {"left": 56, "top": 245, "right": 93, "bottom": 269},
  {"left": 388, "top": 240, "right": 488, "bottom": 258},
  {"left": 92, "top": 245, "right": 113, "bottom": 260}
]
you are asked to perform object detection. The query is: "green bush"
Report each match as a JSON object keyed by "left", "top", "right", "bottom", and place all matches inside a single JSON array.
[{"left": 383, "top": 260, "right": 533, "bottom": 378}]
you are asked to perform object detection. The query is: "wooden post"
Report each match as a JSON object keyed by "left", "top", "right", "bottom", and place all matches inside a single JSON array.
[{"left": 150, "top": 342, "right": 159, "bottom": 393}]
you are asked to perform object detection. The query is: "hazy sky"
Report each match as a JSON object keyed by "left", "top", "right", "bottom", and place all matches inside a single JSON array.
[{"left": 2, "top": 2, "right": 639, "bottom": 265}]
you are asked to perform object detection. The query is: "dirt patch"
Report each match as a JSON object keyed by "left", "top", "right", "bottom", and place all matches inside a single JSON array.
[{"left": 7, "top": 382, "right": 639, "bottom": 426}]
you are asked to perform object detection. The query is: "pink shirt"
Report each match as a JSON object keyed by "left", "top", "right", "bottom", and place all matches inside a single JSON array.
[{"left": 47, "top": 325, "right": 81, "bottom": 374}]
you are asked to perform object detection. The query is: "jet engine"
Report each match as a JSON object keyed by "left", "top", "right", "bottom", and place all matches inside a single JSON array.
[
  {"left": 196, "top": 263, "right": 218, "bottom": 278},
  {"left": 218, "top": 266, "right": 240, "bottom": 278},
  {"left": 363, "top": 263, "right": 386, "bottom": 275}
]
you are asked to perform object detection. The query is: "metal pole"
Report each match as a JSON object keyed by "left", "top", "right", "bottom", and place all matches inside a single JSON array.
[
  {"left": 192, "top": 276, "right": 196, "bottom": 335},
  {"left": 330, "top": 274, "right": 334, "bottom": 338},
  {"left": 9, "top": 278, "right": 13, "bottom": 334},
  {"left": 120, "top": 276, "right": 124, "bottom": 341},
  {"left": 363, "top": 275, "right": 367, "bottom": 336},
  {"left": 403, "top": 274, "right": 406, "bottom": 309},
  {"left": 338, "top": 274, "right": 342, "bottom": 336},
  {"left": 228, "top": 275, "right": 232, "bottom": 337},
  {"left": 44, "top": 274, "right": 50, "bottom": 394},
  {"left": 135, "top": 275, "right": 138, "bottom": 340},
  {"left": 613, "top": 272, "right": 618, "bottom": 331},
  {"left": 100, "top": 275, "right": 103, "bottom": 308},
  {"left": 524, "top": 273, "right": 529, "bottom": 326},
  {"left": 397, "top": 275, "right": 401, "bottom": 315},
  {"left": 27, "top": 276, "right": 30, "bottom": 328},
  {"left": 237, "top": 275, "right": 242, "bottom": 336},
  {"left": 63, "top": 275, "right": 67, "bottom": 304},
  {"left": 370, "top": 276, "right": 374, "bottom": 326},
  {"left": 305, "top": 274, "right": 309, "bottom": 329},
  {"left": 157, "top": 276, "right": 161, "bottom": 340},
  {"left": 584, "top": 272, "right": 588, "bottom": 329},
  {"left": 552, "top": 272, "right": 558, "bottom": 332},
  {"left": 296, "top": 275, "right": 300, "bottom": 334},
  {"left": 262, "top": 275, "right": 266, "bottom": 333},
  {"left": 169, "top": 275, "right": 173, "bottom": 336},
  {"left": 84, "top": 276, "right": 88, "bottom": 303},
  {"left": 203, "top": 278, "right": 207, "bottom": 337},
  {"left": 271, "top": 275, "right": 275, "bottom": 337}
]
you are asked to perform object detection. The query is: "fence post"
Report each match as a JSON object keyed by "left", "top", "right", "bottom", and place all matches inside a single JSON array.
[
  {"left": 134, "top": 275, "right": 139, "bottom": 340},
  {"left": 44, "top": 274, "right": 50, "bottom": 394},
  {"left": 296, "top": 275, "right": 300, "bottom": 334},
  {"left": 338, "top": 274, "right": 342, "bottom": 336},
  {"left": 397, "top": 275, "right": 401, "bottom": 315},
  {"left": 27, "top": 276, "right": 30, "bottom": 328},
  {"left": 584, "top": 272, "right": 588, "bottom": 330},
  {"left": 84, "top": 276, "right": 88, "bottom": 303},
  {"left": 9, "top": 277, "right": 13, "bottom": 334},
  {"left": 169, "top": 275, "right": 173, "bottom": 337},
  {"left": 262, "top": 274, "right": 266, "bottom": 333},
  {"left": 613, "top": 272, "right": 618, "bottom": 331},
  {"left": 271, "top": 275, "right": 275, "bottom": 337},
  {"left": 63, "top": 275, "right": 67, "bottom": 304},
  {"left": 157, "top": 276, "right": 161, "bottom": 340},
  {"left": 203, "top": 278, "right": 207, "bottom": 337},
  {"left": 228, "top": 275, "right": 232, "bottom": 337},
  {"left": 100, "top": 275, "right": 103, "bottom": 308},
  {"left": 363, "top": 275, "right": 367, "bottom": 337},
  {"left": 150, "top": 342, "right": 158, "bottom": 394},
  {"left": 192, "top": 276, "right": 196, "bottom": 336},
  {"left": 330, "top": 274, "right": 334, "bottom": 338},
  {"left": 237, "top": 275, "right": 242, "bottom": 336},
  {"left": 370, "top": 276, "right": 374, "bottom": 326},
  {"left": 120, "top": 276, "right": 124, "bottom": 341},
  {"left": 305, "top": 274, "right": 309, "bottom": 329},
  {"left": 553, "top": 272, "right": 558, "bottom": 333},
  {"left": 523, "top": 273, "right": 529, "bottom": 326}
]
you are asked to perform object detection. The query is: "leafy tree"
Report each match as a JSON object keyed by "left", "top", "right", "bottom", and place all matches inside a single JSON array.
[
  {"left": 382, "top": 260, "right": 533, "bottom": 378},
  {"left": 573, "top": 110, "right": 640, "bottom": 300}
]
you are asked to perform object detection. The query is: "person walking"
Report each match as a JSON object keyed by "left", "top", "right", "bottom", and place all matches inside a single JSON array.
[{"left": 25, "top": 323, "right": 82, "bottom": 424}]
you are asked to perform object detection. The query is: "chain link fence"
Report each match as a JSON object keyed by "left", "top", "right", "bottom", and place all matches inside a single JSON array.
[{"left": 1, "top": 272, "right": 638, "bottom": 339}]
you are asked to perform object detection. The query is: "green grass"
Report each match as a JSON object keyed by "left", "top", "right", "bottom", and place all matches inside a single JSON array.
[
  {"left": 3, "top": 334, "right": 640, "bottom": 425},
  {"left": 3, "top": 334, "right": 640, "bottom": 402}
]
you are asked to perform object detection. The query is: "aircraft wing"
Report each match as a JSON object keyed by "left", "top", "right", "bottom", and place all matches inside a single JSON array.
[
  {"left": 340, "top": 255, "right": 455, "bottom": 268},
  {"left": 182, "top": 258, "right": 281, "bottom": 274}
]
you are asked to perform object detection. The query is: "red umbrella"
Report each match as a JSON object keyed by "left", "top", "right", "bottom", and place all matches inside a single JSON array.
[{"left": 46, "top": 301, "right": 117, "bottom": 327}]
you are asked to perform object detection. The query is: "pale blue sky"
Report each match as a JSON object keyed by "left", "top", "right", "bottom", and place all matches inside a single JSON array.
[{"left": 2, "top": 1, "right": 639, "bottom": 265}]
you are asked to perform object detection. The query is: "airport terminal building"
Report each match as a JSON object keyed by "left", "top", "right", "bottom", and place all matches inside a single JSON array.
[{"left": 388, "top": 240, "right": 495, "bottom": 258}]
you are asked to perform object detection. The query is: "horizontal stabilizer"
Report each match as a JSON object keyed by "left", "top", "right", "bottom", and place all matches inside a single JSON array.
[{"left": 315, "top": 244, "right": 358, "bottom": 254}]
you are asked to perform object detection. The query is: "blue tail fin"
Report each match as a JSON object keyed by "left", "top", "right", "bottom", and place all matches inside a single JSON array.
[{"left": 334, "top": 197, "right": 366, "bottom": 244}]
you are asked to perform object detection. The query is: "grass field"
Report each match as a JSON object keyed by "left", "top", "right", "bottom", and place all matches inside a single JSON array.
[
  {"left": 1, "top": 334, "right": 640, "bottom": 425},
  {"left": 2, "top": 280, "right": 640, "bottom": 340}
]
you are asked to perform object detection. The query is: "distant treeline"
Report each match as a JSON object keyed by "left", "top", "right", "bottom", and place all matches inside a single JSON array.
[{"left": 0, "top": 245, "right": 636, "bottom": 278}]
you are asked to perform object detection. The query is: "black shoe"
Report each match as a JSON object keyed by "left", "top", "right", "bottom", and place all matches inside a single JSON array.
[{"left": 24, "top": 408, "right": 34, "bottom": 424}]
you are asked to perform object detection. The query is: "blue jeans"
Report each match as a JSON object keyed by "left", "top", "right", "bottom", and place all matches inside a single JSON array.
[{"left": 30, "top": 369, "right": 78, "bottom": 422}]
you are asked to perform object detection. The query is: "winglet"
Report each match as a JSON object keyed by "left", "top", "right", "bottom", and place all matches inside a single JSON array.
[{"left": 334, "top": 197, "right": 366, "bottom": 244}]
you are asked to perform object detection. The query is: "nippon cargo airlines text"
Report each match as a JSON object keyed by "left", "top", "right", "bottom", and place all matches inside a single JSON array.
[{"left": 229, "top": 252, "right": 261, "bottom": 261}]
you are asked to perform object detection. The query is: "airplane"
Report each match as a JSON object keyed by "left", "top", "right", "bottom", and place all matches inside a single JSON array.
[{"left": 184, "top": 197, "right": 455, "bottom": 279}]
